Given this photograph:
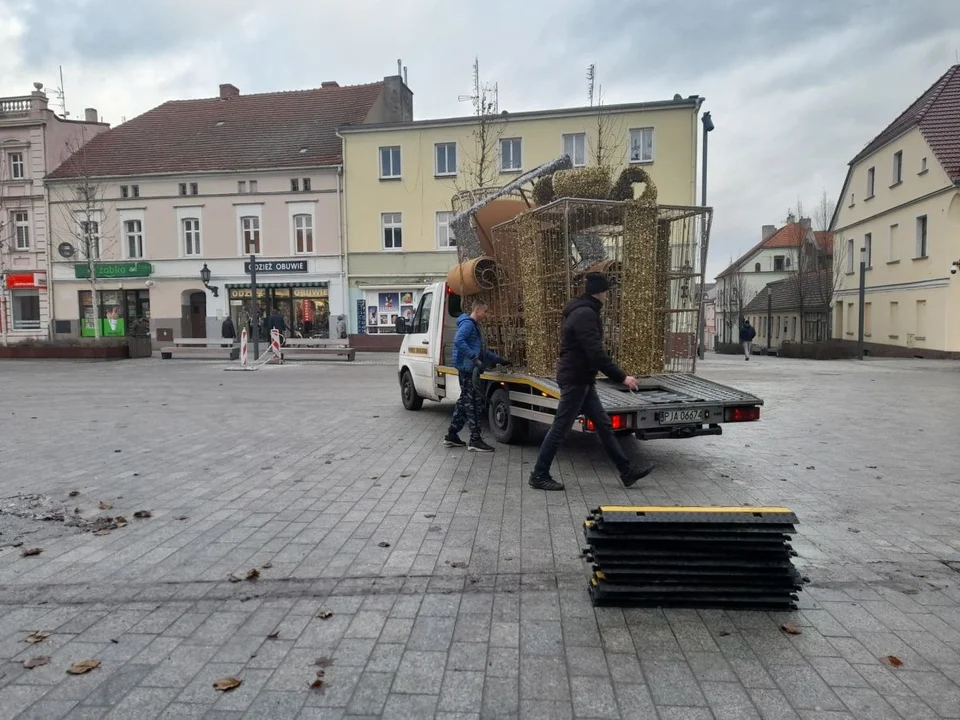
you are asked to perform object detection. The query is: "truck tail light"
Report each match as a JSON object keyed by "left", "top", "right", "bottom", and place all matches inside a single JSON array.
[
  {"left": 580, "top": 415, "right": 626, "bottom": 432},
  {"left": 725, "top": 406, "right": 760, "bottom": 423}
]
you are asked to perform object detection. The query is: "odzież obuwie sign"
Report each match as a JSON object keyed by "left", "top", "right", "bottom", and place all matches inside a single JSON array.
[{"left": 244, "top": 260, "right": 308, "bottom": 274}]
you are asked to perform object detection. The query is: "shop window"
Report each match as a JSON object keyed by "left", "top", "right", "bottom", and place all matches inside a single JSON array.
[
  {"left": 294, "top": 214, "right": 314, "bottom": 254},
  {"left": 11, "top": 290, "right": 40, "bottom": 331}
]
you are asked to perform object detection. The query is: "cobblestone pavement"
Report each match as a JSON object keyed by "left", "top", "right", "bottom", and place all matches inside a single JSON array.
[{"left": 0, "top": 353, "right": 959, "bottom": 719}]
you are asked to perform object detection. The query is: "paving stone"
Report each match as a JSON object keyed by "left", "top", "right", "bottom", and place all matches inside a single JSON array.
[
  {"left": 381, "top": 693, "right": 439, "bottom": 719},
  {"left": 393, "top": 650, "right": 447, "bottom": 694},
  {"left": 242, "top": 690, "right": 306, "bottom": 719},
  {"left": 406, "top": 615, "right": 456, "bottom": 651},
  {"left": 519, "top": 655, "right": 569, "bottom": 700},
  {"left": 895, "top": 669, "right": 960, "bottom": 717},
  {"left": 344, "top": 671, "right": 393, "bottom": 716},
  {"left": 438, "top": 669, "right": 484, "bottom": 712},
  {"left": 481, "top": 675, "right": 518, "bottom": 718},
  {"left": 747, "top": 687, "right": 802, "bottom": 720},
  {"left": 702, "top": 681, "right": 763, "bottom": 720},
  {"left": 519, "top": 620, "right": 563, "bottom": 656},
  {"left": 16, "top": 700, "right": 80, "bottom": 720},
  {"left": 518, "top": 699, "right": 574, "bottom": 720},
  {"left": 768, "top": 664, "right": 846, "bottom": 711},
  {"left": 570, "top": 675, "right": 619, "bottom": 719},
  {"left": 641, "top": 659, "right": 707, "bottom": 706},
  {"left": 79, "top": 664, "right": 154, "bottom": 707},
  {"left": 656, "top": 708, "right": 715, "bottom": 720},
  {"left": 102, "top": 686, "right": 181, "bottom": 720},
  {"left": 448, "top": 642, "right": 488, "bottom": 671}
]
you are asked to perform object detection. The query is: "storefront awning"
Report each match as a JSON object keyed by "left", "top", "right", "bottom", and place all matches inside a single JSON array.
[{"left": 224, "top": 281, "right": 329, "bottom": 289}]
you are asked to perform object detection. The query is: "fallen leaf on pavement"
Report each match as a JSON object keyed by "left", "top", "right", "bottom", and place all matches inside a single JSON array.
[
  {"left": 316, "top": 610, "right": 333, "bottom": 620},
  {"left": 245, "top": 569, "right": 260, "bottom": 581},
  {"left": 93, "top": 530, "right": 111, "bottom": 537},
  {"left": 21, "top": 548, "right": 42, "bottom": 557},
  {"left": 98, "top": 501, "right": 113, "bottom": 510},
  {"left": 267, "top": 630, "right": 279, "bottom": 640},
  {"left": 806, "top": 466, "right": 816, "bottom": 470},
  {"left": 213, "top": 676, "right": 242, "bottom": 691},
  {"left": 23, "top": 656, "right": 50, "bottom": 669},
  {"left": 68, "top": 491, "right": 80, "bottom": 497},
  {"left": 262, "top": 562, "right": 273, "bottom": 569},
  {"left": 310, "top": 678, "right": 326, "bottom": 691},
  {"left": 173, "top": 516, "right": 188, "bottom": 521},
  {"left": 114, "top": 516, "right": 128, "bottom": 527},
  {"left": 377, "top": 542, "right": 391, "bottom": 548},
  {"left": 424, "top": 514, "right": 436, "bottom": 519},
  {"left": 12, "top": 541, "right": 23, "bottom": 547},
  {"left": 133, "top": 510, "right": 152, "bottom": 519},
  {"left": 25, "top": 632, "right": 51, "bottom": 644},
  {"left": 881, "top": 655, "right": 904, "bottom": 667},
  {"left": 718, "top": 631, "right": 731, "bottom": 637},
  {"left": 447, "top": 561, "right": 467, "bottom": 569},
  {"left": 227, "top": 574, "right": 242, "bottom": 583},
  {"left": 67, "top": 659, "right": 101, "bottom": 675},
  {"left": 315, "top": 657, "right": 334, "bottom": 668},
  {"left": 780, "top": 623, "right": 803, "bottom": 635}
]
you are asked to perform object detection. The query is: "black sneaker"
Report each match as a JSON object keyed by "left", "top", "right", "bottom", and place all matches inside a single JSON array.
[
  {"left": 468, "top": 439, "right": 495, "bottom": 453},
  {"left": 443, "top": 434, "right": 466, "bottom": 448},
  {"left": 529, "top": 472, "right": 565, "bottom": 491},
  {"left": 620, "top": 462, "right": 655, "bottom": 487}
]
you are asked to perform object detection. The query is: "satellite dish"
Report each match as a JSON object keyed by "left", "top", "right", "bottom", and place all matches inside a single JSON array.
[{"left": 58, "top": 242, "right": 76, "bottom": 258}]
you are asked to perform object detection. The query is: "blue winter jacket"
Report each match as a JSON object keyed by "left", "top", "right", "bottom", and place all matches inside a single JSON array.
[{"left": 452, "top": 313, "right": 503, "bottom": 373}]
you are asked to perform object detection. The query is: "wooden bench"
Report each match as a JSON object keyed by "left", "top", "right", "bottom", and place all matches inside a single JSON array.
[
  {"left": 161, "top": 338, "right": 237, "bottom": 360},
  {"left": 281, "top": 337, "right": 355, "bottom": 361}
]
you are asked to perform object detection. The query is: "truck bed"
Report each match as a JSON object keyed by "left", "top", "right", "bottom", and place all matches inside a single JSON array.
[{"left": 480, "top": 370, "right": 763, "bottom": 412}]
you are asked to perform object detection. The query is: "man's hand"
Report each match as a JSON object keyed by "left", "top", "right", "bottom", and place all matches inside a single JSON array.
[
  {"left": 472, "top": 357, "right": 483, "bottom": 368},
  {"left": 623, "top": 376, "right": 639, "bottom": 391}
]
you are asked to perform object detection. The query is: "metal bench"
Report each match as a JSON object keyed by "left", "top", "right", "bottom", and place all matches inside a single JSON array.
[
  {"left": 161, "top": 338, "right": 237, "bottom": 360},
  {"left": 281, "top": 338, "right": 355, "bottom": 361}
]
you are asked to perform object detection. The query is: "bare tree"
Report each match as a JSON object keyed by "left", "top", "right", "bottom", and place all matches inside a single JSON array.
[
  {"left": 588, "top": 87, "right": 626, "bottom": 172},
  {"left": 48, "top": 130, "right": 118, "bottom": 339},
  {"left": 457, "top": 60, "right": 506, "bottom": 193},
  {"left": 812, "top": 188, "right": 835, "bottom": 233},
  {"left": 718, "top": 266, "right": 753, "bottom": 343}
]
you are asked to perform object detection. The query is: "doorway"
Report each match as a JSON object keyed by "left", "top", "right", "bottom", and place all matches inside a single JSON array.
[{"left": 189, "top": 291, "right": 207, "bottom": 338}]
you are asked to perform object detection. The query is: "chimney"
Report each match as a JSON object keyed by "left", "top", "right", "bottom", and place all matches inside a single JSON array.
[
  {"left": 219, "top": 83, "right": 240, "bottom": 99},
  {"left": 403, "top": 65, "right": 408, "bottom": 86},
  {"left": 380, "top": 75, "right": 414, "bottom": 123},
  {"left": 799, "top": 216, "right": 812, "bottom": 230},
  {"left": 321, "top": 81, "right": 339, "bottom": 88},
  {"left": 786, "top": 212, "right": 796, "bottom": 225},
  {"left": 84, "top": 108, "right": 98, "bottom": 122},
  {"left": 762, "top": 225, "right": 777, "bottom": 241}
]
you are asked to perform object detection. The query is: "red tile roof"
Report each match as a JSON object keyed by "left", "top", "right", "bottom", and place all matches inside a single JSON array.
[
  {"left": 47, "top": 81, "right": 385, "bottom": 179},
  {"left": 716, "top": 223, "right": 832, "bottom": 278},
  {"left": 850, "top": 64, "right": 960, "bottom": 182}
]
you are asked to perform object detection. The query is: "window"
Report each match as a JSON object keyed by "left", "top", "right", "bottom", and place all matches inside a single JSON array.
[
  {"left": 864, "top": 302, "right": 872, "bottom": 336},
  {"left": 435, "top": 143, "right": 457, "bottom": 176},
  {"left": 124, "top": 219, "right": 143, "bottom": 259},
  {"left": 776, "top": 316, "right": 781, "bottom": 339},
  {"left": 774, "top": 256, "right": 785, "bottom": 272},
  {"left": 293, "top": 214, "right": 313, "bottom": 254},
  {"left": 889, "top": 223, "right": 899, "bottom": 262},
  {"left": 120, "top": 185, "right": 129, "bottom": 198},
  {"left": 563, "top": 133, "right": 586, "bottom": 167},
  {"left": 846, "top": 303, "right": 854, "bottom": 335},
  {"left": 132, "top": 185, "right": 139, "bottom": 198},
  {"left": 241, "top": 216, "right": 261, "bottom": 254},
  {"left": 249, "top": 180, "right": 258, "bottom": 193},
  {"left": 11, "top": 290, "right": 40, "bottom": 331},
  {"left": 629, "top": 128, "right": 654, "bottom": 163},
  {"left": 379, "top": 146, "right": 401, "bottom": 178},
  {"left": 9, "top": 152, "right": 25, "bottom": 179},
  {"left": 866, "top": 167, "right": 875, "bottom": 198},
  {"left": 892, "top": 151, "right": 903, "bottom": 184},
  {"left": 413, "top": 292, "right": 432, "bottom": 334},
  {"left": 178, "top": 183, "right": 187, "bottom": 196},
  {"left": 12, "top": 211, "right": 29, "bottom": 250},
  {"left": 80, "top": 221, "right": 100, "bottom": 259},
  {"left": 436, "top": 211, "right": 456, "bottom": 249},
  {"left": 500, "top": 138, "right": 522, "bottom": 172},
  {"left": 182, "top": 218, "right": 201, "bottom": 256},
  {"left": 916, "top": 215, "right": 928, "bottom": 258},
  {"left": 238, "top": 180, "right": 247, "bottom": 193},
  {"left": 382, "top": 212, "right": 402, "bottom": 250},
  {"left": 864, "top": 233, "right": 872, "bottom": 268},
  {"left": 290, "top": 178, "right": 300, "bottom": 192},
  {"left": 846, "top": 238, "right": 855, "bottom": 273},
  {"left": 754, "top": 263, "right": 761, "bottom": 272},
  {"left": 920, "top": 157, "right": 928, "bottom": 173},
  {"left": 303, "top": 178, "right": 311, "bottom": 191},
  {"left": 189, "top": 182, "right": 198, "bottom": 195},
  {"left": 785, "top": 257, "right": 791, "bottom": 269}
]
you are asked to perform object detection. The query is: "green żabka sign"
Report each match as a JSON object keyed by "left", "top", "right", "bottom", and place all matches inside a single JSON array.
[{"left": 74, "top": 262, "right": 153, "bottom": 279}]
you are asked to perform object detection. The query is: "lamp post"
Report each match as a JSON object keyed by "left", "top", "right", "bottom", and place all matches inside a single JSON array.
[
  {"left": 858, "top": 247, "right": 866, "bottom": 360},
  {"left": 199, "top": 263, "right": 218, "bottom": 297},
  {"left": 766, "top": 286, "right": 773, "bottom": 353},
  {"left": 697, "top": 111, "right": 714, "bottom": 359},
  {"left": 248, "top": 254, "right": 260, "bottom": 359}
]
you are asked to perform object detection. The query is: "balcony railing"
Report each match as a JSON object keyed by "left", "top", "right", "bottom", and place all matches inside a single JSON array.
[{"left": 0, "top": 98, "right": 33, "bottom": 117}]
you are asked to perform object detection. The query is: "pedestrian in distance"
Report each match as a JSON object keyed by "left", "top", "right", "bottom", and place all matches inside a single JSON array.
[
  {"left": 740, "top": 320, "right": 756, "bottom": 361},
  {"left": 221, "top": 315, "right": 236, "bottom": 340},
  {"left": 443, "top": 299, "right": 508, "bottom": 453},
  {"left": 529, "top": 273, "right": 655, "bottom": 491}
]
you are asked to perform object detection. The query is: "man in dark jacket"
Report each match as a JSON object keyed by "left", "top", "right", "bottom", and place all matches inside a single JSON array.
[
  {"left": 740, "top": 320, "right": 756, "bottom": 360},
  {"left": 221, "top": 316, "right": 236, "bottom": 340},
  {"left": 268, "top": 309, "right": 287, "bottom": 336},
  {"left": 529, "top": 273, "right": 654, "bottom": 491},
  {"left": 443, "top": 299, "right": 506, "bottom": 452}
]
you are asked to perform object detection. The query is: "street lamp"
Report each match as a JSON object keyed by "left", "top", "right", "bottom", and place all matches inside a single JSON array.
[
  {"left": 698, "top": 111, "right": 714, "bottom": 356},
  {"left": 766, "top": 286, "right": 772, "bottom": 354},
  {"left": 200, "top": 263, "right": 219, "bottom": 297},
  {"left": 858, "top": 247, "right": 866, "bottom": 360}
]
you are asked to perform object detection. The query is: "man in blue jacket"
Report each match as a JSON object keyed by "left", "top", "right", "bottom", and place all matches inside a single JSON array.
[{"left": 444, "top": 299, "right": 506, "bottom": 452}]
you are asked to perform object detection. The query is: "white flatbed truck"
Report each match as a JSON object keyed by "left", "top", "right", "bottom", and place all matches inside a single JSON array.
[{"left": 398, "top": 281, "right": 763, "bottom": 444}]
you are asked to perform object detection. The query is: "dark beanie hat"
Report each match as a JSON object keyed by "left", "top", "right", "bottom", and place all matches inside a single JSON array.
[{"left": 584, "top": 273, "right": 610, "bottom": 295}]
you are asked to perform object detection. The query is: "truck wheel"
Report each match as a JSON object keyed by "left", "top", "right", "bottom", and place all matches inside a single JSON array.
[
  {"left": 401, "top": 370, "right": 423, "bottom": 411},
  {"left": 489, "top": 388, "right": 528, "bottom": 444}
]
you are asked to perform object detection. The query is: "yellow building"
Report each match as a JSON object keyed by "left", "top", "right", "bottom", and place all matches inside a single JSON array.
[
  {"left": 339, "top": 96, "right": 703, "bottom": 336},
  {"left": 832, "top": 64, "right": 960, "bottom": 354}
]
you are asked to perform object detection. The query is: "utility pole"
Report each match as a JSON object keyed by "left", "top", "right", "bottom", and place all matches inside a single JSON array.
[
  {"left": 766, "top": 287, "right": 773, "bottom": 354},
  {"left": 697, "top": 111, "right": 714, "bottom": 361},
  {"left": 858, "top": 247, "right": 866, "bottom": 360},
  {"left": 249, "top": 254, "right": 260, "bottom": 359}
]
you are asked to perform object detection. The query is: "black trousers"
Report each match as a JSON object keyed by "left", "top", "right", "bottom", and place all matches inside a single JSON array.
[{"left": 532, "top": 383, "right": 630, "bottom": 477}]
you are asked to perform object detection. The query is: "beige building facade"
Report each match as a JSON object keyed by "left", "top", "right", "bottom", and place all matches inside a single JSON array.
[
  {"left": 831, "top": 65, "right": 960, "bottom": 353},
  {"left": 339, "top": 96, "right": 703, "bottom": 334},
  {"left": 0, "top": 85, "right": 107, "bottom": 341}
]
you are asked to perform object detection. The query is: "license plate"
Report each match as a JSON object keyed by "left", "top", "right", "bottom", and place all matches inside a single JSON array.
[{"left": 660, "top": 409, "right": 707, "bottom": 425}]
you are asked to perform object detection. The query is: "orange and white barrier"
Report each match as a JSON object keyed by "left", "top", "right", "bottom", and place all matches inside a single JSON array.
[
  {"left": 270, "top": 329, "right": 282, "bottom": 364},
  {"left": 240, "top": 328, "right": 248, "bottom": 367}
]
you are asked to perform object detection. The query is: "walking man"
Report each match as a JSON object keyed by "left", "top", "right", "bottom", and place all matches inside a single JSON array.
[
  {"left": 529, "top": 273, "right": 654, "bottom": 491},
  {"left": 740, "top": 319, "right": 756, "bottom": 361},
  {"left": 443, "top": 299, "right": 506, "bottom": 453}
]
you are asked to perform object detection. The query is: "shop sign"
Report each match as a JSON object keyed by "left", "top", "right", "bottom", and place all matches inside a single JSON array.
[
  {"left": 244, "top": 260, "right": 308, "bottom": 274},
  {"left": 5, "top": 272, "right": 46, "bottom": 289},
  {"left": 74, "top": 262, "right": 153, "bottom": 279}
]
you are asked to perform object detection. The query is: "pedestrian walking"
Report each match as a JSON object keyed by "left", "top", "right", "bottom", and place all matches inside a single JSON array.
[
  {"left": 443, "top": 299, "right": 507, "bottom": 453},
  {"left": 740, "top": 320, "right": 756, "bottom": 361},
  {"left": 221, "top": 316, "right": 236, "bottom": 340},
  {"left": 528, "top": 273, "right": 654, "bottom": 491}
]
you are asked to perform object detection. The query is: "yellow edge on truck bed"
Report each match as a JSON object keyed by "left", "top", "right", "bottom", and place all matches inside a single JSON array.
[
  {"left": 438, "top": 366, "right": 561, "bottom": 398},
  {"left": 597, "top": 506, "right": 792, "bottom": 514}
]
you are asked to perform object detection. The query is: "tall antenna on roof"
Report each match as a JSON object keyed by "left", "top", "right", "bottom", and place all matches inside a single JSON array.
[
  {"left": 54, "top": 65, "right": 69, "bottom": 118},
  {"left": 587, "top": 64, "right": 596, "bottom": 106}
]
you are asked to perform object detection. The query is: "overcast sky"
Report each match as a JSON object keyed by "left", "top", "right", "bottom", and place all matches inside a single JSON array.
[{"left": 2, "top": 0, "right": 958, "bottom": 278}]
